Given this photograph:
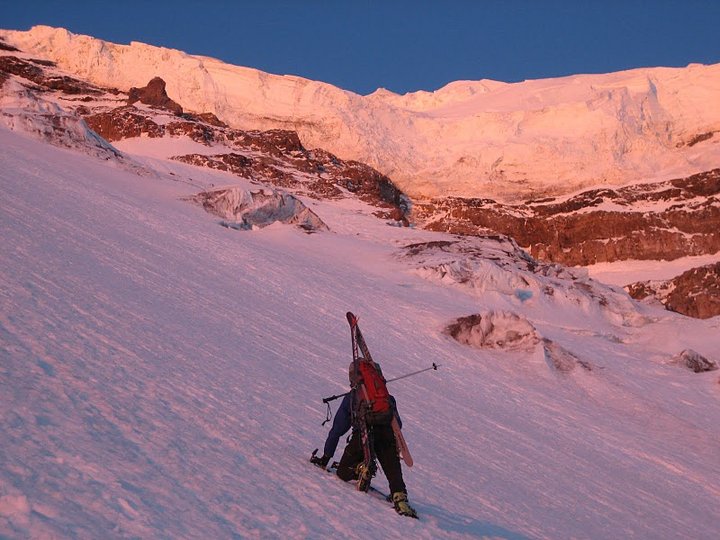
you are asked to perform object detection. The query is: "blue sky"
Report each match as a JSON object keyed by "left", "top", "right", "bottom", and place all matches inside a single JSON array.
[{"left": 3, "top": 1, "right": 720, "bottom": 95}]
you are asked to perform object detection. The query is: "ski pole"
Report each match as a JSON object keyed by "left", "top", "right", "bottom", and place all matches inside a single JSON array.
[
  {"left": 321, "top": 363, "right": 440, "bottom": 403},
  {"left": 385, "top": 362, "right": 440, "bottom": 384},
  {"left": 322, "top": 392, "right": 349, "bottom": 404}
]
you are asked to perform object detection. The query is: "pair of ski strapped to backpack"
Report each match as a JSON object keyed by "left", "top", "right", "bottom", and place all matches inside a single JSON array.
[{"left": 345, "top": 311, "right": 413, "bottom": 491}]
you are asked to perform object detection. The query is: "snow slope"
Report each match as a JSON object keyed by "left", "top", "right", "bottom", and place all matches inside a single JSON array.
[
  {"left": 2, "top": 126, "right": 720, "bottom": 539},
  {"left": 3, "top": 25, "right": 720, "bottom": 200}
]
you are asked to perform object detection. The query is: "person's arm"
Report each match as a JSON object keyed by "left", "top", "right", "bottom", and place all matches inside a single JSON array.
[{"left": 322, "top": 393, "right": 352, "bottom": 459}]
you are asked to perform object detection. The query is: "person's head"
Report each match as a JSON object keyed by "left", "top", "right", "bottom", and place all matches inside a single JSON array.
[{"left": 348, "top": 359, "right": 383, "bottom": 387}]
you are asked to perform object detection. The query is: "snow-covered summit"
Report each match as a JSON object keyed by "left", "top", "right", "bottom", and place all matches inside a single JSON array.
[{"left": 3, "top": 25, "right": 720, "bottom": 200}]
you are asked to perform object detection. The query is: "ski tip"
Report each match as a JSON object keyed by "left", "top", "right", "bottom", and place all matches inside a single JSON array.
[{"left": 346, "top": 312, "right": 357, "bottom": 324}]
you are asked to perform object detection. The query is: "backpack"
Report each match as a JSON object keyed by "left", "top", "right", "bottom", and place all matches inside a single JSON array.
[{"left": 355, "top": 359, "right": 393, "bottom": 425}]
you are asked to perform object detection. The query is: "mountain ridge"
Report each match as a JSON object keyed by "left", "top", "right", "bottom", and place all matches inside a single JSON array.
[{"left": 3, "top": 25, "right": 720, "bottom": 201}]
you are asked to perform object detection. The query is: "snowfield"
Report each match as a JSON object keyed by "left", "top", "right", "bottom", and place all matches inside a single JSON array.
[{"left": 2, "top": 126, "right": 720, "bottom": 539}]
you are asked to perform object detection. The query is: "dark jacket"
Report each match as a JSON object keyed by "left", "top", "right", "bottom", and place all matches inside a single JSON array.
[{"left": 323, "top": 393, "right": 401, "bottom": 458}]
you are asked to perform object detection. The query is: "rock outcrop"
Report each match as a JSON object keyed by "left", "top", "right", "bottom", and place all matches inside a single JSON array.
[
  {"left": 81, "top": 87, "right": 408, "bottom": 216},
  {"left": 628, "top": 262, "right": 720, "bottom": 319},
  {"left": 0, "top": 55, "right": 108, "bottom": 95},
  {"left": 0, "top": 38, "right": 19, "bottom": 52},
  {"left": 669, "top": 349, "right": 718, "bottom": 373},
  {"left": 127, "top": 76, "right": 183, "bottom": 115},
  {"left": 445, "top": 312, "right": 541, "bottom": 351},
  {"left": 188, "top": 187, "right": 328, "bottom": 232}
]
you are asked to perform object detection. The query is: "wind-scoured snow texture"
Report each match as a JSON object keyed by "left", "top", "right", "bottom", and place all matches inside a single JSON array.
[
  {"left": 3, "top": 25, "right": 720, "bottom": 200},
  {"left": 3, "top": 127, "right": 720, "bottom": 539},
  {"left": 189, "top": 186, "right": 329, "bottom": 231}
]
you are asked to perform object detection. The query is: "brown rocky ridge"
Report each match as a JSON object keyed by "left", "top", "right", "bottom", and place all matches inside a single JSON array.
[
  {"left": 411, "top": 169, "right": 720, "bottom": 267},
  {"left": 0, "top": 38, "right": 19, "bottom": 52},
  {"left": 80, "top": 86, "right": 407, "bottom": 218},
  {"left": 0, "top": 55, "right": 111, "bottom": 95}
]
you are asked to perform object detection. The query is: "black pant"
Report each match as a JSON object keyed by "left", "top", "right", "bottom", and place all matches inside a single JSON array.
[{"left": 336, "top": 425, "right": 406, "bottom": 494}]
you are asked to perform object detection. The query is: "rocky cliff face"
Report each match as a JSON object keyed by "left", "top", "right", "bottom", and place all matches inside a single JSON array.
[
  {"left": 0, "top": 54, "right": 111, "bottom": 96},
  {"left": 627, "top": 262, "right": 720, "bottom": 319},
  {"left": 412, "top": 169, "right": 720, "bottom": 266},
  {"left": 81, "top": 104, "right": 407, "bottom": 216}
]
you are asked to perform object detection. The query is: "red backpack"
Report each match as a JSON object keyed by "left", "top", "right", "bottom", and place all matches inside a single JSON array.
[{"left": 356, "top": 359, "right": 392, "bottom": 424}]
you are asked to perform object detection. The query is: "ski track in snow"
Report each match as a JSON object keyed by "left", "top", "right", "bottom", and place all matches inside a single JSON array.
[{"left": 1, "top": 127, "right": 720, "bottom": 539}]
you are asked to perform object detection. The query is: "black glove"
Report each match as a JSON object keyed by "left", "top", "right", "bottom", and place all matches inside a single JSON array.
[{"left": 310, "top": 453, "right": 330, "bottom": 468}]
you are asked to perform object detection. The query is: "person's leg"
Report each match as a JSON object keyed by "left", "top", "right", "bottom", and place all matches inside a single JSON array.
[
  {"left": 335, "top": 432, "right": 363, "bottom": 482},
  {"left": 373, "top": 425, "right": 406, "bottom": 494}
]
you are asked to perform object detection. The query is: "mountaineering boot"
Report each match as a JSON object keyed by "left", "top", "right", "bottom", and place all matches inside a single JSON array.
[
  {"left": 355, "top": 461, "right": 376, "bottom": 492},
  {"left": 310, "top": 449, "right": 330, "bottom": 469},
  {"left": 392, "top": 492, "right": 418, "bottom": 518}
]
